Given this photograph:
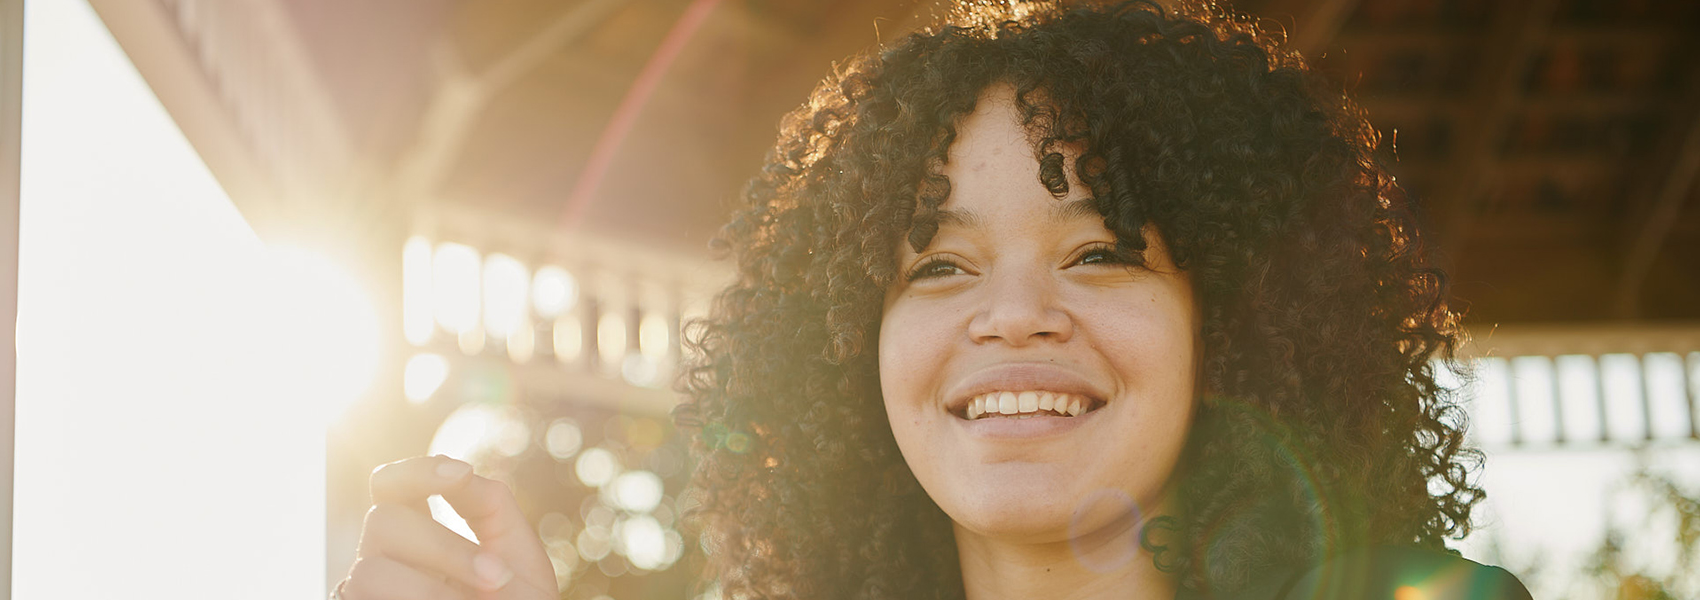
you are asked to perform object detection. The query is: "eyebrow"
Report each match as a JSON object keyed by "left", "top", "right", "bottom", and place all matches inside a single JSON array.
[{"left": 934, "top": 197, "right": 1100, "bottom": 230}]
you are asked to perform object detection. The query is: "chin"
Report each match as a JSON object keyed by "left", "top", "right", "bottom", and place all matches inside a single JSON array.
[
  {"left": 933, "top": 467, "right": 1161, "bottom": 548},
  {"left": 936, "top": 469, "right": 1090, "bottom": 542}
]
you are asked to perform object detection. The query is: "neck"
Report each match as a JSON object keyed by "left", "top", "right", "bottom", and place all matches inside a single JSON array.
[{"left": 955, "top": 512, "right": 1177, "bottom": 600}]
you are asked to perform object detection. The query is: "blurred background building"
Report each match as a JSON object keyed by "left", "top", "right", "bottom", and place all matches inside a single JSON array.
[{"left": 7, "top": 0, "right": 1698, "bottom": 599}]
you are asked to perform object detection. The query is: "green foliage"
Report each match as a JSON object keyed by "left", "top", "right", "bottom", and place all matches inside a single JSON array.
[{"left": 1585, "top": 453, "right": 1700, "bottom": 600}]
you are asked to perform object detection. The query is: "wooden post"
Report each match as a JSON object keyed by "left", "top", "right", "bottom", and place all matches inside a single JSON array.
[{"left": 0, "top": 0, "right": 23, "bottom": 597}]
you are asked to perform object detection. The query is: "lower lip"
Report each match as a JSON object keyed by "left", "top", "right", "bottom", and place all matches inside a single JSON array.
[{"left": 955, "top": 407, "right": 1099, "bottom": 439}]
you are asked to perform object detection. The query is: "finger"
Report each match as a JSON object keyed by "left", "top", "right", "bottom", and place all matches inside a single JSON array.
[
  {"left": 370, "top": 455, "right": 473, "bottom": 511},
  {"left": 340, "top": 556, "right": 471, "bottom": 600},
  {"left": 440, "top": 475, "right": 554, "bottom": 590},
  {"left": 484, "top": 573, "right": 558, "bottom": 600},
  {"left": 360, "top": 504, "right": 516, "bottom": 592}
]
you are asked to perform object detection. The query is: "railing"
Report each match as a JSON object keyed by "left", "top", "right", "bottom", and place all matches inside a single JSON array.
[
  {"left": 1456, "top": 325, "right": 1700, "bottom": 449},
  {"left": 401, "top": 202, "right": 730, "bottom": 416}
]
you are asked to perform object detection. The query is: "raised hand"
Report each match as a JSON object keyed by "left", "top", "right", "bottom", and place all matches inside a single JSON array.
[{"left": 335, "top": 456, "right": 556, "bottom": 600}]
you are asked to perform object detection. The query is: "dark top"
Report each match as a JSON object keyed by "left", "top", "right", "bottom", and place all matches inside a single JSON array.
[{"left": 1174, "top": 546, "right": 1534, "bottom": 600}]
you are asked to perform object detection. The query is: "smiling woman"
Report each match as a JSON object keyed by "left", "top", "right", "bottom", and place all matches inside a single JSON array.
[{"left": 669, "top": 1, "right": 1532, "bottom": 599}]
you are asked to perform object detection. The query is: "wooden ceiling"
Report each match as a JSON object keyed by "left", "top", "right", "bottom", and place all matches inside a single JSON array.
[
  {"left": 272, "top": 0, "right": 1699, "bottom": 324},
  {"left": 1246, "top": 0, "right": 1700, "bottom": 323}
]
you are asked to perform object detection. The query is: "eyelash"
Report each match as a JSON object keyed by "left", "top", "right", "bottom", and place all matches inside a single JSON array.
[
  {"left": 904, "top": 244, "right": 1129, "bottom": 282},
  {"left": 905, "top": 258, "right": 964, "bottom": 282}
]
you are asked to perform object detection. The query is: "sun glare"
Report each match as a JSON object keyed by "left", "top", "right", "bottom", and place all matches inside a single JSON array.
[{"left": 263, "top": 245, "right": 383, "bottom": 421}]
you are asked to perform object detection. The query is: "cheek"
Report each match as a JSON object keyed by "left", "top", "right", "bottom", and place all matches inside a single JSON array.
[
  {"left": 1080, "top": 289, "right": 1200, "bottom": 408},
  {"left": 876, "top": 297, "right": 958, "bottom": 412}
]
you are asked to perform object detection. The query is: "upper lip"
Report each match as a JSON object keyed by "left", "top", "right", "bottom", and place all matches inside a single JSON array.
[{"left": 943, "top": 363, "right": 1108, "bottom": 417}]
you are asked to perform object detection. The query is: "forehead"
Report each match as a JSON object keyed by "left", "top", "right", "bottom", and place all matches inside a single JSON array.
[
  {"left": 932, "top": 86, "right": 1098, "bottom": 230},
  {"left": 943, "top": 87, "right": 1039, "bottom": 200}
]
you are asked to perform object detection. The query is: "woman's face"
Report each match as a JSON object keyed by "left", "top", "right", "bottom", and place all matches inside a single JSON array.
[{"left": 879, "top": 87, "right": 1200, "bottom": 546}]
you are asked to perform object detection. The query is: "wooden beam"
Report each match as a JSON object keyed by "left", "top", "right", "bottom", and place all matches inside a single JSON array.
[
  {"left": 1434, "top": 0, "right": 1560, "bottom": 269},
  {"left": 392, "top": 0, "right": 629, "bottom": 204},
  {"left": 1611, "top": 58, "right": 1700, "bottom": 318},
  {"left": 1612, "top": 98, "right": 1700, "bottom": 318}
]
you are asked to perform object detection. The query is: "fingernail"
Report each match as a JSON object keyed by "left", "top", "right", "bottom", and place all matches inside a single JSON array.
[
  {"left": 436, "top": 460, "right": 471, "bottom": 479},
  {"left": 472, "top": 553, "right": 513, "bottom": 590}
]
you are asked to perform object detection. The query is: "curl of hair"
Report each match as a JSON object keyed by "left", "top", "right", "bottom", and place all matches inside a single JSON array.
[{"left": 675, "top": 2, "right": 1484, "bottom": 597}]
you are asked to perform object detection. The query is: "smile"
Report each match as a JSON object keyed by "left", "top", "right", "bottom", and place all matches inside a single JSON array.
[{"left": 964, "top": 391, "right": 1096, "bottom": 420}]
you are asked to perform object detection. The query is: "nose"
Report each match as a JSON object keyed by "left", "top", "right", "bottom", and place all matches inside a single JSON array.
[{"left": 967, "top": 267, "right": 1073, "bottom": 346}]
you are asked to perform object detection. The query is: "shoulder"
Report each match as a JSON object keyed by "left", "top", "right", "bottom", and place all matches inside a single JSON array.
[
  {"left": 1276, "top": 545, "right": 1532, "bottom": 600},
  {"left": 1184, "top": 545, "right": 1533, "bottom": 600}
]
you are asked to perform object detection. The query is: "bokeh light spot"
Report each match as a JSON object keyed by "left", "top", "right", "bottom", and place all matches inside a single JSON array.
[
  {"left": 431, "top": 242, "right": 480, "bottom": 334},
  {"left": 619, "top": 515, "right": 669, "bottom": 571},
  {"left": 610, "top": 470, "right": 665, "bottom": 513},
  {"left": 576, "top": 447, "right": 622, "bottom": 488},
  {"left": 598, "top": 311, "right": 628, "bottom": 372},
  {"left": 481, "top": 253, "right": 529, "bottom": 339},
  {"left": 553, "top": 317, "right": 583, "bottom": 364},
  {"left": 639, "top": 312, "right": 671, "bottom": 361},
  {"left": 532, "top": 266, "right": 578, "bottom": 319},
  {"left": 576, "top": 526, "right": 612, "bottom": 562},
  {"left": 545, "top": 418, "right": 584, "bottom": 460},
  {"left": 621, "top": 354, "right": 660, "bottom": 387}
]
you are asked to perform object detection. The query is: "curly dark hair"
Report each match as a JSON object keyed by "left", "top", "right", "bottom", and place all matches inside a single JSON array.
[{"left": 674, "top": 1, "right": 1484, "bottom": 597}]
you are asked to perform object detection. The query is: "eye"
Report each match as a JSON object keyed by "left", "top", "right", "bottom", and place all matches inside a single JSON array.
[
  {"left": 905, "top": 257, "right": 966, "bottom": 281},
  {"left": 1072, "top": 244, "right": 1128, "bottom": 267}
]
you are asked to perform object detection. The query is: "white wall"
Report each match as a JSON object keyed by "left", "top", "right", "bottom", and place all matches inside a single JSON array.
[{"left": 13, "top": 0, "right": 369, "bottom": 597}]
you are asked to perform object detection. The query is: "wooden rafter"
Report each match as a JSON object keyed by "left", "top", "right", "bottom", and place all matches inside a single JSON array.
[
  {"left": 392, "top": 0, "right": 630, "bottom": 205},
  {"left": 1612, "top": 62, "right": 1700, "bottom": 318},
  {"left": 1435, "top": 0, "right": 1561, "bottom": 268}
]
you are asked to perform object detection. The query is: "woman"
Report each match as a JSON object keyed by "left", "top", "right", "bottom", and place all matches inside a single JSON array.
[{"left": 336, "top": 2, "right": 1532, "bottom": 599}]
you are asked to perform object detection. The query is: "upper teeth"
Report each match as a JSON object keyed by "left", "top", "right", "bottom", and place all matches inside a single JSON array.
[{"left": 965, "top": 391, "right": 1088, "bottom": 420}]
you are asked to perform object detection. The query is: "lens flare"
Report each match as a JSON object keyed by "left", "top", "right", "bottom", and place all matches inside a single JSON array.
[
  {"left": 1066, "top": 488, "right": 1142, "bottom": 573},
  {"left": 1189, "top": 396, "right": 1332, "bottom": 563}
]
